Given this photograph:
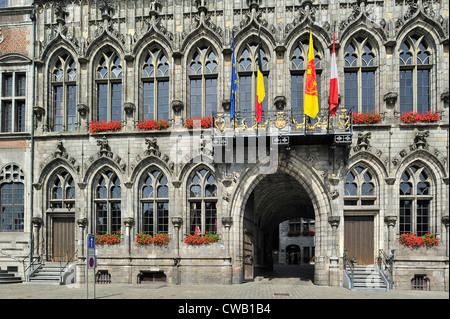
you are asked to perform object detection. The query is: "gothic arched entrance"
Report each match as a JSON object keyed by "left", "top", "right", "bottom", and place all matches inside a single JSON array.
[{"left": 230, "top": 156, "right": 333, "bottom": 286}]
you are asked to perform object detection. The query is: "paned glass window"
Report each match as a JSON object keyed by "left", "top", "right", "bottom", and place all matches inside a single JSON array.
[
  {"left": 344, "top": 165, "right": 376, "bottom": 206},
  {"left": 48, "top": 170, "right": 75, "bottom": 210},
  {"left": 238, "top": 43, "right": 270, "bottom": 114},
  {"left": 96, "top": 51, "right": 123, "bottom": 122},
  {"left": 1, "top": 72, "right": 26, "bottom": 133},
  {"left": 399, "top": 35, "right": 432, "bottom": 113},
  {"left": 188, "top": 168, "right": 217, "bottom": 234},
  {"left": 189, "top": 47, "right": 218, "bottom": 117},
  {"left": 142, "top": 48, "right": 170, "bottom": 121},
  {"left": 344, "top": 37, "right": 376, "bottom": 113},
  {"left": 0, "top": 165, "right": 25, "bottom": 232},
  {"left": 140, "top": 169, "right": 169, "bottom": 235},
  {"left": 94, "top": 170, "right": 121, "bottom": 235},
  {"left": 399, "top": 165, "right": 432, "bottom": 236},
  {"left": 51, "top": 54, "right": 77, "bottom": 132}
]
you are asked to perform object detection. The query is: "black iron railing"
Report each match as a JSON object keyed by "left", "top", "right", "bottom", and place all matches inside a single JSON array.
[{"left": 212, "top": 108, "right": 353, "bottom": 139}]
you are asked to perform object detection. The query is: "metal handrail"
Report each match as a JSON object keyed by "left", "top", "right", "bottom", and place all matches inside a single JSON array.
[
  {"left": 343, "top": 248, "right": 356, "bottom": 289},
  {"left": 25, "top": 237, "right": 46, "bottom": 281},
  {"left": 0, "top": 237, "right": 47, "bottom": 281},
  {"left": 377, "top": 249, "right": 395, "bottom": 290},
  {"left": 58, "top": 240, "right": 78, "bottom": 284}
]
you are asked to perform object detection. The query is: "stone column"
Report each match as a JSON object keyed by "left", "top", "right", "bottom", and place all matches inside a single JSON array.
[
  {"left": 443, "top": 215, "right": 449, "bottom": 257},
  {"left": 328, "top": 216, "right": 340, "bottom": 257},
  {"left": 123, "top": 217, "right": 134, "bottom": 254},
  {"left": 31, "top": 217, "right": 43, "bottom": 256},
  {"left": 171, "top": 217, "right": 182, "bottom": 285},
  {"left": 171, "top": 217, "right": 183, "bottom": 256},
  {"left": 222, "top": 216, "right": 233, "bottom": 285},
  {"left": 443, "top": 215, "right": 449, "bottom": 292},
  {"left": 384, "top": 216, "right": 397, "bottom": 252},
  {"left": 222, "top": 216, "right": 233, "bottom": 257},
  {"left": 172, "top": 100, "right": 184, "bottom": 128},
  {"left": 123, "top": 102, "right": 136, "bottom": 132},
  {"left": 328, "top": 216, "right": 340, "bottom": 286},
  {"left": 77, "top": 218, "right": 87, "bottom": 258},
  {"left": 77, "top": 104, "right": 89, "bottom": 133},
  {"left": 33, "top": 106, "right": 45, "bottom": 134}
]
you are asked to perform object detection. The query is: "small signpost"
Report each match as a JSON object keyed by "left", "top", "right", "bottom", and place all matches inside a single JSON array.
[{"left": 86, "top": 234, "right": 96, "bottom": 299}]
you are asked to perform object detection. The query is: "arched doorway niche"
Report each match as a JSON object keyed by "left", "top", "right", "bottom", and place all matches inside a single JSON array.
[{"left": 229, "top": 155, "right": 333, "bottom": 286}]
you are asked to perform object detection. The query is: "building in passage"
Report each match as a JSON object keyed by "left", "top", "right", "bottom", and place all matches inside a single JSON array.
[{"left": 0, "top": 0, "right": 448, "bottom": 291}]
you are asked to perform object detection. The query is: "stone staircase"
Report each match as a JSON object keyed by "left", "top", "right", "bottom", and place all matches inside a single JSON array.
[
  {"left": 0, "top": 269, "right": 22, "bottom": 284},
  {"left": 352, "top": 265, "right": 389, "bottom": 291},
  {"left": 26, "top": 262, "right": 64, "bottom": 285}
]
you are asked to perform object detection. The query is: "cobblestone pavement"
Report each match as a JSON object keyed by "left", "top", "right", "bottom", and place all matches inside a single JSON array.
[{"left": 0, "top": 264, "right": 448, "bottom": 300}]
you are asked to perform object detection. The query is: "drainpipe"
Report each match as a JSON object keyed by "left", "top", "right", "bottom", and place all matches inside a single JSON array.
[{"left": 28, "top": 1, "right": 37, "bottom": 279}]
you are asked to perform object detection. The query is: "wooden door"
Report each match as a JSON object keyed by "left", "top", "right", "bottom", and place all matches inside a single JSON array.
[
  {"left": 243, "top": 230, "right": 254, "bottom": 281},
  {"left": 344, "top": 216, "right": 374, "bottom": 265},
  {"left": 52, "top": 217, "right": 75, "bottom": 262}
]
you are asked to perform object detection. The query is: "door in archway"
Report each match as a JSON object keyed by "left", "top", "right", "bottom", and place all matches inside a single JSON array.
[
  {"left": 52, "top": 217, "right": 75, "bottom": 262},
  {"left": 286, "top": 244, "right": 300, "bottom": 264},
  {"left": 243, "top": 230, "right": 254, "bottom": 281},
  {"left": 344, "top": 216, "right": 374, "bottom": 265}
]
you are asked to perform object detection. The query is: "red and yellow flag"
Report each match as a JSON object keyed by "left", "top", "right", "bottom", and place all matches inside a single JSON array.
[{"left": 304, "top": 31, "right": 319, "bottom": 119}]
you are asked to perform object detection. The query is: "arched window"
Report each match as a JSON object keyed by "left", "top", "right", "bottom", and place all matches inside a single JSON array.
[
  {"left": 399, "top": 164, "right": 432, "bottom": 236},
  {"left": 50, "top": 54, "right": 77, "bottom": 132},
  {"left": 239, "top": 42, "right": 270, "bottom": 114},
  {"left": 0, "top": 164, "right": 24, "bottom": 232},
  {"left": 344, "top": 37, "right": 376, "bottom": 113},
  {"left": 344, "top": 165, "right": 376, "bottom": 206},
  {"left": 141, "top": 48, "right": 170, "bottom": 121},
  {"left": 139, "top": 169, "right": 169, "bottom": 235},
  {"left": 399, "top": 34, "right": 432, "bottom": 114},
  {"left": 48, "top": 170, "right": 75, "bottom": 210},
  {"left": 94, "top": 169, "right": 121, "bottom": 235},
  {"left": 96, "top": 50, "right": 123, "bottom": 122},
  {"left": 291, "top": 38, "right": 322, "bottom": 116},
  {"left": 188, "top": 168, "right": 217, "bottom": 235},
  {"left": 189, "top": 46, "right": 218, "bottom": 117}
]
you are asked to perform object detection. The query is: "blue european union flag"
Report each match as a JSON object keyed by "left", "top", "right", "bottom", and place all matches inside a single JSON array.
[{"left": 230, "top": 36, "right": 238, "bottom": 120}]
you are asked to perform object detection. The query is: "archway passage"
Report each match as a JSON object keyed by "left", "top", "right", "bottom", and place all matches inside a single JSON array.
[{"left": 242, "top": 172, "right": 315, "bottom": 283}]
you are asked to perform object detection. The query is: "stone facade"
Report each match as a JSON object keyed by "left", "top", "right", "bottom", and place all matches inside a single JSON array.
[
  {"left": 0, "top": 0, "right": 449, "bottom": 291},
  {"left": 0, "top": 0, "right": 34, "bottom": 277}
]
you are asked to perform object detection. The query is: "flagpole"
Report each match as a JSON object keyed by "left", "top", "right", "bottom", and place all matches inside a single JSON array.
[
  {"left": 257, "top": 24, "right": 261, "bottom": 138},
  {"left": 328, "top": 24, "right": 339, "bottom": 135}
]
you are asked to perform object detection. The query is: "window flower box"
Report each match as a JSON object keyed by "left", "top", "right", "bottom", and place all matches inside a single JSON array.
[
  {"left": 135, "top": 232, "right": 169, "bottom": 246},
  {"left": 184, "top": 116, "right": 213, "bottom": 129},
  {"left": 304, "top": 229, "right": 316, "bottom": 236},
  {"left": 400, "top": 111, "right": 440, "bottom": 124},
  {"left": 399, "top": 233, "right": 440, "bottom": 247},
  {"left": 352, "top": 111, "right": 383, "bottom": 125},
  {"left": 287, "top": 231, "right": 301, "bottom": 237},
  {"left": 95, "top": 231, "right": 121, "bottom": 245},
  {"left": 89, "top": 120, "right": 122, "bottom": 134},
  {"left": 136, "top": 119, "right": 170, "bottom": 131},
  {"left": 184, "top": 233, "right": 220, "bottom": 245}
]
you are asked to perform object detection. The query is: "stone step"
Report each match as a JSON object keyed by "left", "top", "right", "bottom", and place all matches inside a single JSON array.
[
  {"left": 346, "top": 265, "right": 389, "bottom": 291},
  {"left": 28, "top": 263, "right": 68, "bottom": 285},
  {"left": 0, "top": 277, "right": 22, "bottom": 284},
  {"left": 0, "top": 270, "right": 23, "bottom": 284}
]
